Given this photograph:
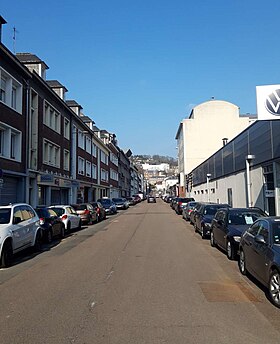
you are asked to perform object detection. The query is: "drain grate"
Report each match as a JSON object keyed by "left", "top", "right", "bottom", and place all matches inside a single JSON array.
[{"left": 199, "top": 281, "right": 261, "bottom": 303}]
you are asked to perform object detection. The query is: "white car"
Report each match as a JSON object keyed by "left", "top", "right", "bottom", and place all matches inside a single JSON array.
[
  {"left": 49, "top": 205, "right": 82, "bottom": 232},
  {"left": 0, "top": 203, "right": 42, "bottom": 268}
]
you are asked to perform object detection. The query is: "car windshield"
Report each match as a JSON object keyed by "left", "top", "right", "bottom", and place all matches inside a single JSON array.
[
  {"left": 229, "top": 212, "right": 263, "bottom": 225},
  {"left": 112, "top": 198, "right": 123, "bottom": 202},
  {"left": 0, "top": 209, "right": 11, "bottom": 224},
  {"left": 272, "top": 223, "right": 280, "bottom": 244},
  {"left": 188, "top": 202, "right": 197, "bottom": 208}
]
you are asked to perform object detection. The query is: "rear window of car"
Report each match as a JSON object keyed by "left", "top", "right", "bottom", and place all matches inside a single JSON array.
[
  {"left": 112, "top": 198, "right": 122, "bottom": 202},
  {"left": 0, "top": 209, "right": 11, "bottom": 224},
  {"left": 51, "top": 207, "right": 64, "bottom": 216},
  {"left": 72, "top": 204, "right": 87, "bottom": 210},
  {"left": 100, "top": 199, "right": 111, "bottom": 205}
]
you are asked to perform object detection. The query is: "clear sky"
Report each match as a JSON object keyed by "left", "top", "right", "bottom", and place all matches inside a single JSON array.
[{"left": 1, "top": 1, "right": 280, "bottom": 157}]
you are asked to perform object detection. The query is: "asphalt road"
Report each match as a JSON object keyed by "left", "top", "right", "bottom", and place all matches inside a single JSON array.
[{"left": 1, "top": 199, "right": 280, "bottom": 344}]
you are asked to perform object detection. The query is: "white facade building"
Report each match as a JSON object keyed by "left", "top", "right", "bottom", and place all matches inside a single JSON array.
[
  {"left": 142, "top": 163, "right": 170, "bottom": 172},
  {"left": 176, "top": 99, "right": 254, "bottom": 196}
]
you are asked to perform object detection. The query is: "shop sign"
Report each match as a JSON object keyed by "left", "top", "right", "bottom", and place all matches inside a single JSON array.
[
  {"left": 40, "top": 174, "right": 54, "bottom": 183},
  {"left": 256, "top": 85, "right": 280, "bottom": 120}
]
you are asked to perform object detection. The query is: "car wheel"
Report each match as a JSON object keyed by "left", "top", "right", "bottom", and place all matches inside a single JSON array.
[
  {"left": 46, "top": 229, "right": 53, "bottom": 244},
  {"left": 210, "top": 231, "right": 216, "bottom": 247},
  {"left": 268, "top": 270, "right": 280, "bottom": 308},
  {"left": 1, "top": 241, "right": 13, "bottom": 268},
  {"left": 194, "top": 224, "right": 198, "bottom": 233},
  {"left": 60, "top": 224, "right": 65, "bottom": 238},
  {"left": 34, "top": 230, "right": 42, "bottom": 252},
  {"left": 239, "top": 249, "right": 247, "bottom": 275},
  {"left": 226, "top": 240, "right": 235, "bottom": 260}
]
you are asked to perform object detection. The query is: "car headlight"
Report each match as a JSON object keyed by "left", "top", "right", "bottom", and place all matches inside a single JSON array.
[{"left": 233, "top": 236, "right": 241, "bottom": 242}]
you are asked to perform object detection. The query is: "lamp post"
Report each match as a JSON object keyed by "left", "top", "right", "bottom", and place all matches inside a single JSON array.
[
  {"left": 206, "top": 173, "right": 211, "bottom": 202},
  {"left": 246, "top": 155, "right": 255, "bottom": 208}
]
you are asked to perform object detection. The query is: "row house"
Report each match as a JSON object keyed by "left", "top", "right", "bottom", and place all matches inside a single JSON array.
[{"left": 0, "top": 37, "right": 111, "bottom": 206}]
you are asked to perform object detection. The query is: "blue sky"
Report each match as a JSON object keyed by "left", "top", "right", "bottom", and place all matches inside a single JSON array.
[{"left": 1, "top": 1, "right": 280, "bottom": 157}]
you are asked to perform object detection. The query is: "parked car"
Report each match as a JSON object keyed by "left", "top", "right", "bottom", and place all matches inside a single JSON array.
[
  {"left": 0, "top": 203, "right": 42, "bottom": 268},
  {"left": 182, "top": 201, "right": 198, "bottom": 221},
  {"left": 71, "top": 203, "right": 98, "bottom": 225},
  {"left": 190, "top": 202, "right": 203, "bottom": 225},
  {"left": 132, "top": 195, "right": 142, "bottom": 203},
  {"left": 97, "top": 198, "right": 117, "bottom": 215},
  {"left": 211, "top": 207, "right": 266, "bottom": 260},
  {"left": 170, "top": 197, "right": 179, "bottom": 209},
  {"left": 174, "top": 197, "right": 195, "bottom": 215},
  {"left": 90, "top": 202, "right": 106, "bottom": 222},
  {"left": 49, "top": 205, "right": 82, "bottom": 232},
  {"left": 112, "top": 198, "right": 129, "bottom": 210},
  {"left": 35, "top": 207, "right": 65, "bottom": 243},
  {"left": 194, "top": 203, "right": 230, "bottom": 239},
  {"left": 147, "top": 195, "right": 156, "bottom": 203},
  {"left": 126, "top": 197, "right": 137, "bottom": 206},
  {"left": 239, "top": 217, "right": 280, "bottom": 308}
]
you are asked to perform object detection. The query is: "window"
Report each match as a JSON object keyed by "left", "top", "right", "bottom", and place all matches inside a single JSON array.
[
  {"left": 92, "top": 164, "right": 97, "bottom": 179},
  {"left": 92, "top": 143, "right": 97, "bottom": 157},
  {"left": 85, "top": 136, "right": 91, "bottom": 153},
  {"left": 101, "top": 151, "right": 109, "bottom": 164},
  {"left": 78, "top": 156, "right": 85, "bottom": 175},
  {"left": 43, "top": 139, "right": 60, "bottom": 168},
  {"left": 63, "top": 149, "right": 70, "bottom": 171},
  {"left": 0, "top": 68, "right": 22, "bottom": 113},
  {"left": 110, "top": 152, "right": 118, "bottom": 166},
  {"left": 0, "top": 76, "right": 6, "bottom": 102},
  {"left": 86, "top": 160, "right": 91, "bottom": 177},
  {"left": 64, "top": 118, "right": 70, "bottom": 140},
  {"left": 0, "top": 123, "right": 22, "bottom": 161},
  {"left": 110, "top": 169, "right": 118, "bottom": 181},
  {"left": 78, "top": 130, "right": 85, "bottom": 149},
  {"left": 101, "top": 168, "right": 108, "bottom": 182},
  {"left": 43, "top": 101, "right": 61, "bottom": 133}
]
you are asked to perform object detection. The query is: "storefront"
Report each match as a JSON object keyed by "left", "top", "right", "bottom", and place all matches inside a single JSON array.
[{"left": 37, "top": 173, "right": 72, "bottom": 206}]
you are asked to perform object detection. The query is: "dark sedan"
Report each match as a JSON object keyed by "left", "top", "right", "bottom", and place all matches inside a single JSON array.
[
  {"left": 194, "top": 203, "right": 230, "bottom": 239},
  {"left": 91, "top": 202, "right": 106, "bottom": 222},
  {"left": 36, "top": 207, "right": 65, "bottom": 243},
  {"left": 239, "top": 217, "right": 280, "bottom": 308},
  {"left": 97, "top": 198, "right": 117, "bottom": 215},
  {"left": 211, "top": 207, "right": 266, "bottom": 260}
]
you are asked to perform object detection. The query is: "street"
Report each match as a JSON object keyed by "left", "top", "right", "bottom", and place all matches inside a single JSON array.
[{"left": 1, "top": 200, "right": 280, "bottom": 344}]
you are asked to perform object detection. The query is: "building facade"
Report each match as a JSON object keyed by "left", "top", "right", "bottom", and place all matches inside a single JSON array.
[{"left": 176, "top": 99, "right": 254, "bottom": 197}]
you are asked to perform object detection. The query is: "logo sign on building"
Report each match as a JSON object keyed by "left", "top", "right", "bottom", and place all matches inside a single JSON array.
[{"left": 256, "top": 85, "right": 280, "bottom": 120}]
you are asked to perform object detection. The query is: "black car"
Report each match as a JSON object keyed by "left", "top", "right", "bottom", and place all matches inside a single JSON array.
[
  {"left": 147, "top": 196, "right": 156, "bottom": 203},
  {"left": 239, "top": 217, "right": 280, "bottom": 308},
  {"left": 211, "top": 207, "right": 266, "bottom": 260},
  {"left": 91, "top": 202, "right": 106, "bottom": 222},
  {"left": 194, "top": 203, "right": 230, "bottom": 239},
  {"left": 97, "top": 198, "right": 117, "bottom": 215},
  {"left": 36, "top": 207, "right": 65, "bottom": 243},
  {"left": 174, "top": 197, "right": 195, "bottom": 215}
]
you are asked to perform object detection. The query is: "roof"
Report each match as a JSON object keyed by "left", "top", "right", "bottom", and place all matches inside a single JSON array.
[
  {"left": 66, "top": 100, "right": 83, "bottom": 109},
  {"left": 46, "top": 80, "right": 68, "bottom": 92},
  {"left": 16, "top": 53, "right": 49, "bottom": 69},
  {"left": 0, "top": 16, "right": 7, "bottom": 25},
  {"left": 81, "top": 116, "right": 95, "bottom": 124}
]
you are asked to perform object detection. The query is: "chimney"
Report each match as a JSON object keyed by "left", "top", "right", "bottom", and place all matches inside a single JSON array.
[
  {"left": 0, "top": 16, "right": 7, "bottom": 43},
  {"left": 222, "top": 138, "right": 228, "bottom": 146}
]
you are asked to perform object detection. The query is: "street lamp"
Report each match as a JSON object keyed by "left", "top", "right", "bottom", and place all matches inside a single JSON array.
[
  {"left": 206, "top": 173, "right": 211, "bottom": 202},
  {"left": 246, "top": 155, "right": 255, "bottom": 208}
]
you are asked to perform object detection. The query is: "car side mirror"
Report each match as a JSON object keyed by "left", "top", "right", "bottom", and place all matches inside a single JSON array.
[{"left": 254, "top": 234, "right": 266, "bottom": 244}]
